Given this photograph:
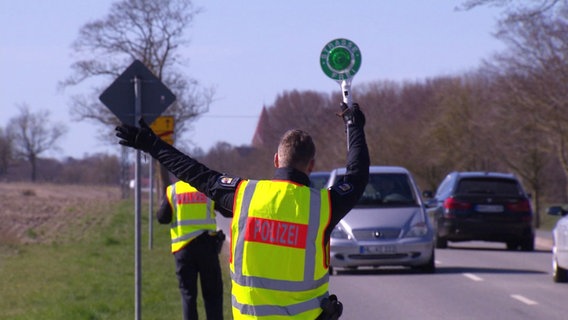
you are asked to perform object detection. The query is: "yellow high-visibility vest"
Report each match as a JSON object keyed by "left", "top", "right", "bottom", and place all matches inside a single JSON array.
[
  {"left": 166, "top": 181, "right": 216, "bottom": 253},
  {"left": 230, "top": 179, "right": 331, "bottom": 319}
]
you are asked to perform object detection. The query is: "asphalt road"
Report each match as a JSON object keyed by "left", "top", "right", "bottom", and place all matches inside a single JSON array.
[
  {"left": 217, "top": 216, "right": 561, "bottom": 319},
  {"left": 329, "top": 236, "right": 562, "bottom": 320}
]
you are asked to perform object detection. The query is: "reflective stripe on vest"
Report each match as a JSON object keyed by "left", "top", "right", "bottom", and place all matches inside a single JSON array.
[
  {"left": 230, "top": 179, "right": 331, "bottom": 319},
  {"left": 168, "top": 181, "right": 216, "bottom": 253}
]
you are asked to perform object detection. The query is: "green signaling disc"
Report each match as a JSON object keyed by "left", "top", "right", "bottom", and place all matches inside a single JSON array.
[{"left": 320, "top": 38, "right": 362, "bottom": 81}]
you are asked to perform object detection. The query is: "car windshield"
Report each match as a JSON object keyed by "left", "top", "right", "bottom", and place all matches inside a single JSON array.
[
  {"left": 456, "top": 178, "right": 523, "bottom": 196},
  {"left": 338, "top": 173, "right": 418, "bottom": 207},
  {"left": 309, "top": 172, "right": 330, "bottom": 189}
]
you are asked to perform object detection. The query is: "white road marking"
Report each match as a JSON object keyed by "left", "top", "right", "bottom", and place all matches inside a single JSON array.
[
  {"left": 511, "top": 294, "right": 538, "bottom": 306},
  {"left": 462, "top": 273, "right": 484, "bottom": 281}
]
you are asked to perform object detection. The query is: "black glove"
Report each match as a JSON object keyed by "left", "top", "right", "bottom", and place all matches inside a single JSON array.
[
  {"left": 337, "top": 102, "right": 365, "bottom": 128},
  {"left": 115, "top": 118, "right": 159, "bottom": 153},
  {"left": 316, "top": 294, "right": 343, "bottom": 320}
]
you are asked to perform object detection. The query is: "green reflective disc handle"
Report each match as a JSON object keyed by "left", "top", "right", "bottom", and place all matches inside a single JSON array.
[
  {"left": 320, "top": 38, "right": 362, "bottom": 81},
  {"left": 320, "top": 38, "right": 362, "bottom": 151},
  {"left": 320, "top": 38, "right": 362, "bottom": 112}
]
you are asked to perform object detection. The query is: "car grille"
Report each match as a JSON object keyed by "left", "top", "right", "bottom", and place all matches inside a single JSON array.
[{"left": 353, "top": 228, "right": 401, "bottom": 240}]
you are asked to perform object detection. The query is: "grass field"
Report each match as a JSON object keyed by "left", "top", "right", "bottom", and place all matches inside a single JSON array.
[{"left": 0, "top": 199, "right": 233, "bottom": 320}]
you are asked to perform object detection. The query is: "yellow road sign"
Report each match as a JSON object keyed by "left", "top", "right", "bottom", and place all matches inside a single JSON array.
[{"left": 150, "top": 115, "right": 175, "bottom": 145}]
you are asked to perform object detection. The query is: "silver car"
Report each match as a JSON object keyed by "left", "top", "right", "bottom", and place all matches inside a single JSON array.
[
  {"left": 327, "top": 166, "right": 435, "bottom": 274},
  {"left": 547, "top": 206, "right": 568, "bottom": 282}
]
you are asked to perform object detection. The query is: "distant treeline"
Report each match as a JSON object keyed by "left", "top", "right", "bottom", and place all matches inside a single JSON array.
[{"left": 3, "top": 74, "right": 568, "bottom": 221}]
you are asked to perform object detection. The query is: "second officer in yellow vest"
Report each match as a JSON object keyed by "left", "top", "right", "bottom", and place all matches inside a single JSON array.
[{"left": 157, "top": 180, "right": 224, "bottom": 320}]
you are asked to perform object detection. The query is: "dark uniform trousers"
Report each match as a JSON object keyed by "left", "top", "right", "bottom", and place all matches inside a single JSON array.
[{"left": 174, "top": 232, "right": 224, "bottom": 320}]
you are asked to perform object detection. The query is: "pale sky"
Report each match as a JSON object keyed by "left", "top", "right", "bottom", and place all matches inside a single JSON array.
[{"left": 0, "top": 0, "right": 505, "bottom": 159}]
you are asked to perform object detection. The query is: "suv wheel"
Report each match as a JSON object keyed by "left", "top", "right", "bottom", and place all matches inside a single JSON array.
[
  {"left": 436, "top": 236, "right": 448, "bottom": 249},
  {"left": 520, "top": 236, "right": 535, "bottom": 252}
]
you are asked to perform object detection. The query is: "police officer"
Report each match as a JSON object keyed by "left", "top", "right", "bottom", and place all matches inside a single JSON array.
[
  {"left": 157, "top": 180, "right": 224, "bottom": 320},
  {"left": 116, "top": 102, "right": 369, "bottom": 319}
]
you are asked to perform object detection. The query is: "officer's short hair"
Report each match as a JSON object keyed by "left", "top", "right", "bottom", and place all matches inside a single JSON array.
[{"left": 277, "top": 129, "right": 315, "bottom": 169}]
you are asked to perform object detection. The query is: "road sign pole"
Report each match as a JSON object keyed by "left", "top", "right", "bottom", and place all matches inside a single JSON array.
[
  {"left": 148, "top": 160, "right": 153, "bottom": 250},
  {"left": 99, "top": 60, "right": 176, "bottom": 320},
  {"left": 134, "top": 76, "right": 142, "bottom": 320}
]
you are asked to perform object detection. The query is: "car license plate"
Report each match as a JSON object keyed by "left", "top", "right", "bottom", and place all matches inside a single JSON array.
[
  {"left": 476, "top": 204, "right": 504, "bottom": 212},
  {"left": 360, "top": 245, "right": 396, "bottom": 254}
]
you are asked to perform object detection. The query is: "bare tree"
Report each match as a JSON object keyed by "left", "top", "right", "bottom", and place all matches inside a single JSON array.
[
  {"left": 459, "top": 0, "right": 563, "bottom": 21},
  {"left": 249, "top": 90, "right": 348, "bottom": 172},
  {"left": 7, "top": 104, "right": 67, "bottom": 182},
  {"left": 61, "top": 0, "right": 214, "bottom": 193},
  {"left": 458, "top": 0, "right": 568, "bottom": 216},
  {"left": 0, "top": 127, "right": 12, "bottom": 177},
  {"left": 481, "top": 5, "right": 568, "bottom": 201},
  {"left": 357, "top": 80, "right": 404, "bottom": 166},
  {"left": 487, "top": 90, "right": 551, "bottom": 226}
]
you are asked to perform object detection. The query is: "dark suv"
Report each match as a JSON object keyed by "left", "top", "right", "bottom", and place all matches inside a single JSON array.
[{"left": 424, "top": 171, "right": 534, "bottom": 251}]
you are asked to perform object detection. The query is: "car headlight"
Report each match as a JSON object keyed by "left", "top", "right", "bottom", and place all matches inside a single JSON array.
[
  {"left": 331, "top": 225, "right": 352, "bottom": 240},
  {"left": 404, "top": 221, "right": 428, "bottom": 238}
]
